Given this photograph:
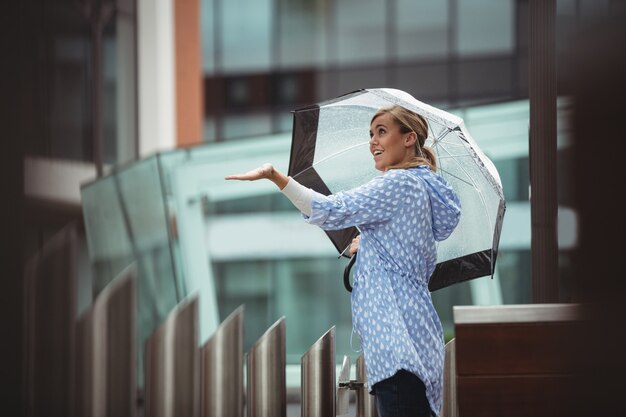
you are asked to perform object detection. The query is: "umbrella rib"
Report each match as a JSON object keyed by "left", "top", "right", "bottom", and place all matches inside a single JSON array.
[
  {"left": 437, "top": 142, "right": 495, "bottom": 237},
  {"left": 438, "top": 168, "right": 476, "bottom": 187},
  {"left": 438, "top": 154, "right": 474, "bottom": 159},
  {"left": 431, "top": 129, "right": 451, "bottom": 145},
  {"left": 431, "top": 128, "right": 457, "bottom": 261},
  {"left": 312, "top": 141, "right": 369, "bottom": 167},
  {"left": 434, "top": 140, "right": 466, "bottom": 148}
]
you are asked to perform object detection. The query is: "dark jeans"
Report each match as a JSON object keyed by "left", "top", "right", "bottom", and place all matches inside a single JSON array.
[{"left": 373, "top": 370, "right": 433, "bottom": 417}]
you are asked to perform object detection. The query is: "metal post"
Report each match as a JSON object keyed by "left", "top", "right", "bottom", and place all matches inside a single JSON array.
[
  {"left": 246, "top": 317, "right": 286, "bottom": 417},
  {"left": 75, "top": 265, "right": 137, "bottom": 417},
  {"left": 144, "top": 296, "right": 200, "bottom": 417},
  {"left": 79, "top": 0, "right": 116, "bottom": 176},
  {"left": 24, "top": 225, "right": 78, "bottom": 417},
  {"left": 201, "top": 306, "right": 244, "bottom": 417},
  {"left": 441, "top": 338, "right": 458, "bottom": 417},
  {"left": 301, "top": 327, "right": 335, "bottom": 417},
  {"left": 529, "top": 0, "right": 559, "bottom": 302},
  {"left": 356, "top": 354, "right": 377, "bottom": 417},
  {"left": 336, "top": 356, "right": 352, "bottom": 416}
]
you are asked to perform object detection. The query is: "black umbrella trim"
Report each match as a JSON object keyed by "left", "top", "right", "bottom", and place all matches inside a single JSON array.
[
  {"left": 428, "top": 249, "right": 492, "bottom": 292},
  {"left": 289, "top": 106, "right": 320, "bottom": 176},
  {"left": 491, "top": 199, "right": 506, "bottom": 274},
  {"left": 452, "top": 126, "right": 506, "bottom": 202},
  {"left": 296, "top": 89, "right": 367, "bottom": 110},
  {"left": 288, "top": 91, "right": 369, "bottom": 257},
  {"left": 289, "top": 90, "right": 371, "bottom": 177}
]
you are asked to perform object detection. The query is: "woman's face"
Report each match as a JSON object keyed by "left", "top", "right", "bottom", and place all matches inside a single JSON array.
[{"left": 369, "top": 113, "right": 415, "bottom": 171}]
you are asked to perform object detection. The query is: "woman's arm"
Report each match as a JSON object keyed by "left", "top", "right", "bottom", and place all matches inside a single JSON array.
[
  {"left": 227, "top": 164, "right": 411, "bottom": 230},
  {"left": 226, "top": 163, "right": 313, "bottom": 215},
  {"left": 225, "top": 163, "right": 289, "bottom": 190},
  {"left": 304, "top": 169, "right": 410, "bottom": 230}
]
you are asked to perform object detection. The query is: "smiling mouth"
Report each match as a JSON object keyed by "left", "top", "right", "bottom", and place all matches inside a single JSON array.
[{"left": 373, "top": 150, "right": 383, "bottom": 156}]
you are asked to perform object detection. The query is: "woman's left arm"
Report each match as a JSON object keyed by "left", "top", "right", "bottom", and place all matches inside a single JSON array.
[{"left": 305, "top": 170, "right": 410, "bottom": 230}]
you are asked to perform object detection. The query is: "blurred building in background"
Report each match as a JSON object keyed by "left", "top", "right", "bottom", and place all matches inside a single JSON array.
[{"left": 11, "top": 0, "right": 622, "bottom": 414}]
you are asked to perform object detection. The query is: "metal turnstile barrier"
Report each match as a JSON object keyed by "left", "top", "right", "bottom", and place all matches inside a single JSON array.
[
  {"left": 201, "top": 305, "right": 244, "bottom": 417},
  {"left": 246, "top": 317, "right": 286, "bottom": 417},
  {"left": 301, "top": 326, "right": 336, "bottom": 417},
  {"left": 75, "top": 265, "right": 137, "bottom": 417},
  {"left": 356, "top": 354, "right": 377, "bottom": 417},
  {"left": 338, "top": 353, "right": 378, "bottom": 417},
  {"left": 144, "top": 296, "right": 200, "bottom": 417}
]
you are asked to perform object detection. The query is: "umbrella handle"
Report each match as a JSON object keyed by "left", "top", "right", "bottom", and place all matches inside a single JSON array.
[{"left": 343, "top": 255, "right": 356, "bottom": 292}]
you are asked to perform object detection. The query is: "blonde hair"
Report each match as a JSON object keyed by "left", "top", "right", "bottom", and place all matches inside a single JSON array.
[{"left": 370, "top": 105, "right": 437, "bottom": 172}]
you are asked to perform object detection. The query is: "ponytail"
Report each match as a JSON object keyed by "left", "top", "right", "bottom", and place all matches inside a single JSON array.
[{"left": 388, "top": 145, "right": 437, "bottom": 172}]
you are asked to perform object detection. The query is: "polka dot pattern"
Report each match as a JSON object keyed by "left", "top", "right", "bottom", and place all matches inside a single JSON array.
[{"left": 304, "top": 166, "right": 461, "bottom": 416}]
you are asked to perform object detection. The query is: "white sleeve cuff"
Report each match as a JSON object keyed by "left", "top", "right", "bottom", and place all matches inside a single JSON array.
[{"left": 281, "top": 177, "right": 313, "bottom": 216}]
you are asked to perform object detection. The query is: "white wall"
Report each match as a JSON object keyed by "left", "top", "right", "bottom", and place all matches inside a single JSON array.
[{"left": 137, "top": 0, "right": 177, "bottom": 157}]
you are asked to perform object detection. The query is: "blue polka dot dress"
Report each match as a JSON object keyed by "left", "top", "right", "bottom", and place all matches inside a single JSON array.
[{"left": 303, "top": 166, "right": 461, "bottom": 416}]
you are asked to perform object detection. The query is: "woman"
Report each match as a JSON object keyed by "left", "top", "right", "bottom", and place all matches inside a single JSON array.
[{"left": 226, "top": 105, "right": 461, "bottom": 417}]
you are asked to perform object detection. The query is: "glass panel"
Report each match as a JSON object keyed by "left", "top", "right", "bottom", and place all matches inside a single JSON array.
[
  {"left": 277, "top": 0, "right": 328, "bottom": 68},
  {"left": 493, "top": 158, "right": 519, "bottom": 202},
  {"left": 497, "top": 250, "right": 531, "bottom": 304},
  {"left": 158, "top": 151, "right": 190, "bottom": 201},
  {"left": 81, "top": 176, "right": 134, "bottom": 294},
  {"left": 275, "top": 111, "right": 293, "bottom": 133},
  {"left": 457, "top": 0, "right": 515, "bottom": 57},
  {"left": 115, "top": 157, "right": 180, "bottom": 327},
  {"left": 457, "top": 57, "right": 514, "bottom": 102},
  {"left": 275, "top": 259, "right": 353, "bottom": 363},
  {"left": 214, "top": 258, "right": 353, "bottom": 364},
  {"left": 82, "top": 156, "right": 181, "bottom": 387},
  {"left": 212, "top": 194, "right": 294, "bottom": 215},
  {"left": 203, "top": 117, "right": 218, "bottom": 142},
  {"left": 201, "top": 0, "right": 217, "bottom": 74},
  {"left": 219, "top": 0, "right": 272, "bottom": 72},
  {"left": 335, "top": 0, "right": 386, "bottom": 65},
  {"left": 396, "top": 0, "right": 449, "bottom": 61},
  {"left": 214, "top": 261, "right": 273, "bottom": 353},
  {"left": 336, "top": 67, "right": 387, "bottom": 96},
  {"left": 158, "top": 150, "right": 196, "bottom": 311},
  {"left": 223, "top": 113, "right": 273, "bottom": 140},
  {"left": 396, "top": 63, "right": 450, "bottom": 103}
]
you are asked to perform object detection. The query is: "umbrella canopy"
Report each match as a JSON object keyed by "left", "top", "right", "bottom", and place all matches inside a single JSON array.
[{"left": 287, "top": 88, "right": 505, "bottom": 291}]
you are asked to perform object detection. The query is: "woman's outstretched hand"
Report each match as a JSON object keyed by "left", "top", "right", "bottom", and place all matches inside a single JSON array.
[
  {"left": 225, "top": 163, "right": 289, "bottom": 189},
  {"left": 225, "top": 163, "right": 275, "bottom": 181}
]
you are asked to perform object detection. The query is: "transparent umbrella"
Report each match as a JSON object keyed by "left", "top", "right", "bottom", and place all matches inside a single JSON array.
[{"left": 287, "top": 88, "right": 506, "bottom": 291}]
